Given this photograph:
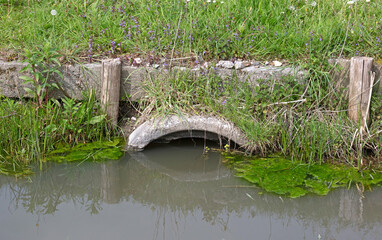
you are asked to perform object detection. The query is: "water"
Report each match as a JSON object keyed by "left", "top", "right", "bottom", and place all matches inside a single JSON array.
[{"left": 1, "top": 140, "right": 382, "bottom": 240}]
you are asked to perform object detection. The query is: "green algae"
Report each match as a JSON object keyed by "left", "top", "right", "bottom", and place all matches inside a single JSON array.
[
  {"left": 46, "top": 138, "right": 124, "bottom": 163},
  {"left": 222, "top": 153, "right": 382, "bottom": 198},
  {"left": 0, "top": 161, "right": 33, "bottom": 177}
]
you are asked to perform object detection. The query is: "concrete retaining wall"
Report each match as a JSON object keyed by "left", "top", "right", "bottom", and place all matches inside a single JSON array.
[
  {"left": 0, "top": 61, "right": 147, "bottom": 101},
  {"left": 0, "top": 60, "right": 308, "bottom": 101},
  {"left": 2, "top": 59, "right": 381, "bottom": 150},
  {"left": 1, "top": 59, "right": 381, "bottom": 101}
]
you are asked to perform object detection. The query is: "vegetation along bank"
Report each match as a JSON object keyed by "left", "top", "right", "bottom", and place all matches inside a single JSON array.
[{"left": 0, "top": 0, "right": 382, "bottom": 196}]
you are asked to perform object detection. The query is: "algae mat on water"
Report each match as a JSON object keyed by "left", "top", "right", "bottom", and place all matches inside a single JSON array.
[
  {"left": 0, "top": 162, "right": 33, "bottom": 177},
  {"left": 46, "top": 138, "right": 124, "bottom": 163},
  {"left": 223, "top": 154, "right": 382, "bottom": 198}
]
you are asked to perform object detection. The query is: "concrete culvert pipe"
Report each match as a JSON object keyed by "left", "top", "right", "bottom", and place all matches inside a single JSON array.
[{"left": 126, "top": 115, "right": 249, "bottom": 151}]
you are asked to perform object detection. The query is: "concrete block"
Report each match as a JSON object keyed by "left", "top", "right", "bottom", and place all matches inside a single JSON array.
[{"left": 0, "top": 61, "right": 30, "bottom": 98}]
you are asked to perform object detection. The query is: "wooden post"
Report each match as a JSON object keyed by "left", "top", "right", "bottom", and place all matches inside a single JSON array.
[
  {"left": 348, "top": 57, "right": 374, "bottom": 132},
  {"left": 101, "top": 58, "right": 121, "bottom": 125}
]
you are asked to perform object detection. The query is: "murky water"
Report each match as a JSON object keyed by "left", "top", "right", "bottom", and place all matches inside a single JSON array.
[{"left": 1, "top": 140, "right": 382, "bottom": 240}]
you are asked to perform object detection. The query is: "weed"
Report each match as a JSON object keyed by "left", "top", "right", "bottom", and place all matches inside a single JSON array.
[
  {"left": 20, "top": 44, "right": 68, "bottom": 107},
  {"left": 138, "top": 68, "right": 381, "bottom": 167},
  {"left": 0, "top": 92, "right": 118, "bottom": 175}
]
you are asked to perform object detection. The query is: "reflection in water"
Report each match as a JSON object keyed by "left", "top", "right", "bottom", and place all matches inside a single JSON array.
[
  {"left": 339, "top": 188, "right": 364, "bottom": 223},
  {"left": 101, "top": 162, "right": 122, "bottom": 204},
  {"left": 0, "top": 140, "right": 382, "bottom": 240}
]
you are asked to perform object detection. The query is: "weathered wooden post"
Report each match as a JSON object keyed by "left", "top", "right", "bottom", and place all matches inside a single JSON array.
[
  {"left": 101, "top": 58, "right": 121, "bottom": 125},
  {"left": 348, "top": 57, "right": 375, "bottom": 132}
]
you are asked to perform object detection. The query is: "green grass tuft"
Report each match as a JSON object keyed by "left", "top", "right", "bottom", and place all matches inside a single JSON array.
[{"left": 0, "top": 93, "right": 119, "bottom": 175}]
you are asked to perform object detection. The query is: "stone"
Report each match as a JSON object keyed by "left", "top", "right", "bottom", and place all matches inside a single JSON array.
[
  {"left": 251, "top": 61, "right": 260, "bottom": 66},
  {"left": 241, "top": 66, "right": 258, "bottom": 73},
  {"left": 192, "top": 66, "right": 201, "bottom": 71},
  {"left": 134, "top": 58, "right": 142, "bottom": 64},
  {"left": 243, "top": 61, "right": 252, "bottom": 67},
  {"left": 234, "top": 61, "right": 245, "bottom": 70},
  {"left": 273, "top": 60, "right": 283, "bottom": 67},
  {"left": 121, "top": 65, "right": 154, "bottom": 101},
  {"left": 153, "top": 64, "right": 160, "bottom": 69},
  {"left": 216, "top": 60, "right": 234, "bottom": 69},
  {"left": 173, "top": 66, "right": 188, "bottom": 71}
]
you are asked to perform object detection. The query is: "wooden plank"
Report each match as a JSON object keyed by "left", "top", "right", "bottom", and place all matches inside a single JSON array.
[
  {"left": 360, "top": 58, "right": 374, "bottom": 128},
  {"left": 101, "top": 58, "right": 121, "bottom": 125},
  {"left": 348, "top": 57, "right": 374, "bottom": 131},
  {"left": 349, "top": 58, "right": 363, "bottom": 122}
]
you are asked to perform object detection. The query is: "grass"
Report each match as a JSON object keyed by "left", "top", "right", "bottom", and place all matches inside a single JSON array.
[
  {"left": 138, "top": 69, "right": 382, "bottom": 169},
  {"left": 0, "top": 41, "right": 123, "bottom": 177},
  {"left": 1, "top": 0, "right": 382, "bottom": 174},
  {"left": 0, "top": 92, "right": 119, "bottom": 176},
  {"left": 0, "top": 0, "right": 381, "bottom": 62}
]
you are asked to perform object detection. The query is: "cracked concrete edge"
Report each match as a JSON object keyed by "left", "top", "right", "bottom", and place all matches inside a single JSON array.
[
  {"left": 0, "top": 60, "right": 307, "bottom": 101},
  {"left": 126, "top": 115, "right": 250, "bottom": 150},
  {"left": 1, "top": 59, "right": 380, "bottom": 100}
]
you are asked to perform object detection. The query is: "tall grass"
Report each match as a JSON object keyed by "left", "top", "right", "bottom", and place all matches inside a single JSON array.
[
  {"left": 139, "top": 69, "right": 382, "bottom": 167},
  {"left": 0, "top": 0, "right": 381, "bottom": 62},
  {"left": 0, "top": 92, "right": 117, "bottom": 175}
]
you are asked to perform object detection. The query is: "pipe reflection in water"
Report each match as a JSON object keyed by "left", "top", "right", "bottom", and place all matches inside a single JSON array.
[{"left": 0, "top": 139, "right": 382, "bottom": 240}]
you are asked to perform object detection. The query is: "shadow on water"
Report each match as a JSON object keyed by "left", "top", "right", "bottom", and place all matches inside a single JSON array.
[{"left": 1, "top": 139, "right": 382, "bottom": 240}]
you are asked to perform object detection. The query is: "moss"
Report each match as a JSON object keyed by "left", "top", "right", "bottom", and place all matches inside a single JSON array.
[
  {"left": 46, "top": 138, "right": 124, "bottom": 163},
  {"left": 0, "top": 160, "right": 33, "bottom": 177},
  {"left": 223, "top": 153, "right": 382, "bottom": 198}
]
